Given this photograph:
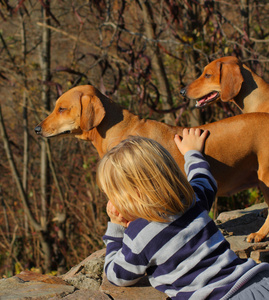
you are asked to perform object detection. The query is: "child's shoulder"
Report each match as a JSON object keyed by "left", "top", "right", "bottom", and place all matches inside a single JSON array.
[{"left": 126, "top": 218, "right": 168, "bottom": 240}]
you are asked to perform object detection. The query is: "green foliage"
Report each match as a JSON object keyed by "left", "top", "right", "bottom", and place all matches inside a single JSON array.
[
  {"left": 217, "top": 188, "right": 264, "bottom": 214},
  {"left": 208, "top": 210, "right": 214, "bottom": 220}
]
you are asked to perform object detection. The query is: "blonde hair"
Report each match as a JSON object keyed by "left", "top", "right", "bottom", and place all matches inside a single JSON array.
[{"left": 97, "top": 136, "right": 195, "bottom": 223}]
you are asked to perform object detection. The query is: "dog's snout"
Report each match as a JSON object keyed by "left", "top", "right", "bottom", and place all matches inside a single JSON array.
[
  {"left": 180, "top": 88, "right": 186, "bottom": 97},
  {"left": 35, "top": 126, "right": 42, "bottom": 135}
]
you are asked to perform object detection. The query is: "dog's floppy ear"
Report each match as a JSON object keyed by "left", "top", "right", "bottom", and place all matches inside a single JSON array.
[
  {"left": 220, "top": 62, "right": 244, "bottom": 101},
  {"left": 80, "top": 95, "right": 105, "bottom": 131}
]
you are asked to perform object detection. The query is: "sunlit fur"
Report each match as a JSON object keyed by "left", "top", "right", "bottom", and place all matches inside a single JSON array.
[
  {"left": 97, "top": 136, "right": 195, "bottom": 223},
  {"left": 182, "top": 56, "right": 269, "bottom": 113}
]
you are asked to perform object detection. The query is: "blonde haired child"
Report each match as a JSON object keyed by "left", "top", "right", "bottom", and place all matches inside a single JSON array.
[{"left": 97, "top": 129, "right": 269, "bottom": 300}]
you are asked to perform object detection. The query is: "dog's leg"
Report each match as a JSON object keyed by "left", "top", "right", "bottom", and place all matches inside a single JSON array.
[{"left": 246, "top": 180, "right": 269, "bottom": 243}]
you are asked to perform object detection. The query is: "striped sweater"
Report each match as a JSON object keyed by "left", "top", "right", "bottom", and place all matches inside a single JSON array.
[{"left": 103, "top": 150, "right": 269, "bottom": 299}]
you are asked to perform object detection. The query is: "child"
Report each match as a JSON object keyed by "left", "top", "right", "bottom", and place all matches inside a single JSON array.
[{"left": 97, "top": 129, "right": 269, "bottom": 300}]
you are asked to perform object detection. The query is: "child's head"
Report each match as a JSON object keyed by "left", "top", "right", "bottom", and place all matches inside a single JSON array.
[{"left": 97, "top": 136, "right": 195, "bottom": 222}]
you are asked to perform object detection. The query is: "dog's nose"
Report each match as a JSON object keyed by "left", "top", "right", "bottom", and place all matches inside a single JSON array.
[
  {"left": 35, "top": 126, "right": 42, "bottom": 135},
  {"left": 180, "top": 88, "right": 186, "bottom": 97}
]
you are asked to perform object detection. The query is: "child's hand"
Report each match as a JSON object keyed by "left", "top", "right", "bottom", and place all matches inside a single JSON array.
[
  {"left": 174, "top": 128, "right": 209, "bottom": 156},
  {"left": 106, "top": 201, "right": 131, "bottom": 228}
]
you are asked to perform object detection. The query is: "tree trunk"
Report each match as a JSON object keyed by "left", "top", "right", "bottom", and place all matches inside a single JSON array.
[
  {"left": 240, "top": 0, "right": 250, "bottom": 59},
  {"left": 20, "top": 8, "right": 29, "bottom": 236},
  {"left": 185, "top": 54, "right": 201, "bottom": 127},
  {"left": 139, "top": 0, "right": 175, "bottom": 125},
  {"left": 182, "top": 1, "right": 202, "bottom": 127},
  {"left": 39, "top": 0, "right": 52, "bottom": 273}
]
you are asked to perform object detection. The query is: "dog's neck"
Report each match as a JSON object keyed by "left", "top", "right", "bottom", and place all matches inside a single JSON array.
[
  {"left": 75, "top": 95, "right": 184, "bottom": 159},
  {"left": 233, "top": 65, "right": 269, "bottom": 113}
]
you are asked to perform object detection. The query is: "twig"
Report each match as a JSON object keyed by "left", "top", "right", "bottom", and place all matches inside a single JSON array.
[{"left": 36, "top": 22, "right": 128, "bottom": 66}]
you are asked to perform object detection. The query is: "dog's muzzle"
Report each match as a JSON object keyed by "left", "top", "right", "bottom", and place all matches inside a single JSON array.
[
  {"left": 180, "top": 88, "right": 186, "bottom": 97},
  {"left": 34, "top": 126, "right": 42, "bottom": 135}
]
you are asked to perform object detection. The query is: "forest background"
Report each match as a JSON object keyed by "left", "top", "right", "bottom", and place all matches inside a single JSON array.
[{"left": 0, "top": 0, "right": 269, "bottom": 277}]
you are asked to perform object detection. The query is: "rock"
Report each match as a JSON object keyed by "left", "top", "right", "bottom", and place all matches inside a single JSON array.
[
  {"left": 216, "top": 203, "right": 269, "bottom": 262},
  {"left": 216, "top": 203, "right": 268, "bottom": 228},
  {"left": 62, "top": 248, "right": 106, "bottom": 281},
  {"left": 1, "top": 204, "right": 269, "bottom": 299},
  {"left": 64, "top": 273, "right": 101, "bottom": 291},
  {"left": 50, "top": 289, "right": 111, "bottom": 300},
  {"left": 16, "top": 270, "right": 71, "bottom": 285},
  {"left": 0, "top": 274, "right": 75, "bottom": 300},
  {"left": 61, "top": 248, "right": 105, "bottom": 290},
  {"left": 250, "top": 249, "right": 269, "bottom": 263},
  {"left": 100, "top": 274, "right": 168, "bottom": 300},
  {"left": 62, "top": 248, "right": 167, "bottom": 299}
]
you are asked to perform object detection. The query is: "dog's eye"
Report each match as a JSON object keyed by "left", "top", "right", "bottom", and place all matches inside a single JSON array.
[
  {"left": 204, "top": 73, "right": 212, "bottom": 79},
  {"left": 58, "top": 107, "right": 67, "bottom": 113}
]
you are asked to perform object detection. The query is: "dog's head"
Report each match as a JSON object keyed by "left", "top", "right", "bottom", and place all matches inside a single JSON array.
[
  {"left": 34, "top": 85, "right": 105, "bottom": 138},
  {"left": 180, "top": 56, "right": 244, "bottom": 108}
]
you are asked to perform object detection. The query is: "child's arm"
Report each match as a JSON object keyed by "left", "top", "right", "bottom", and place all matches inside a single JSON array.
[
  {"left": 174, "top": 128, "right": 217, "bottom": 212},
  {"left": 103, "top": 202, "right": 147, "bottom": 286}
]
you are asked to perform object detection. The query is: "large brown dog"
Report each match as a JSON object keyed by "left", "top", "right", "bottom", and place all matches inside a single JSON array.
[
  {"left": 35, "top": 85, "right": 269, "bottom": 243},
  {"left": 180, "top": 56, "right": 269, "bottom": 113}
]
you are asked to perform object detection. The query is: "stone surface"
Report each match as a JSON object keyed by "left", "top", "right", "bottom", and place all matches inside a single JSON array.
[
  {"left": 250, "top": 249, "right": 269, "bottom": 263},
  {"left": 51, "top": 289, "right": 111, "bottom": 300},
  {"left": 216, "top": 203, "right": 269, "bottom": 262},
  {"left": 61, "top": 248, "right": 105, "bottom": 290},
  {"left": 62, "top": 248, "right": 106, "bottom": 280},
  {"left": 1, "top": 203, "right": 269, "bottom": 299},
  {"left": 100, "top": 274, "right": 168, "bottom": 300},
  {"left": 16, "top": 270, "right": 71, "bottom": 285},
  {"left": 216, "top": 202, "right": 268, "bottom": 230},
  {"left": 0, "top": 275, "right": 75, "bottom": 300}
]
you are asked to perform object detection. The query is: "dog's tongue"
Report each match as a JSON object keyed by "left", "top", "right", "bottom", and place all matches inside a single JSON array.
[
  {"left": 196, "top": 92, "right": 218, "bottom": 107},
  {"left": 196, "top": 98, "right": 207, "bottom": 107}
]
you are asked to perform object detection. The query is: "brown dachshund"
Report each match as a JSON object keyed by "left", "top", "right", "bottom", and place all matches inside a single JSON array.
[
  {"left": 35, "top": 85, "right": 269, "bottom": 243},
  {"left": 180, "top": 56, "right": 269, "bottom": 113}
]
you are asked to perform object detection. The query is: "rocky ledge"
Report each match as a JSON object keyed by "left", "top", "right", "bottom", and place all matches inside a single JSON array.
[{"left": 1, "top": 203, "right": 269, "bottom": 300}]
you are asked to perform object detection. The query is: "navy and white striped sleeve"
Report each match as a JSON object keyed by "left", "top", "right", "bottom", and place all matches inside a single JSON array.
[
  {"left": 184, "top": 150, "right": 218, "bottom": 211},
  {"left": 102, "top": 222, "right": 147, "bottom": 286}
]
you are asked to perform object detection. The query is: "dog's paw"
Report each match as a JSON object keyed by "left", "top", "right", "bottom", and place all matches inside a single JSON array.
[{"left": 246, "top": 232, "right": 265, "bottom": 243}]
